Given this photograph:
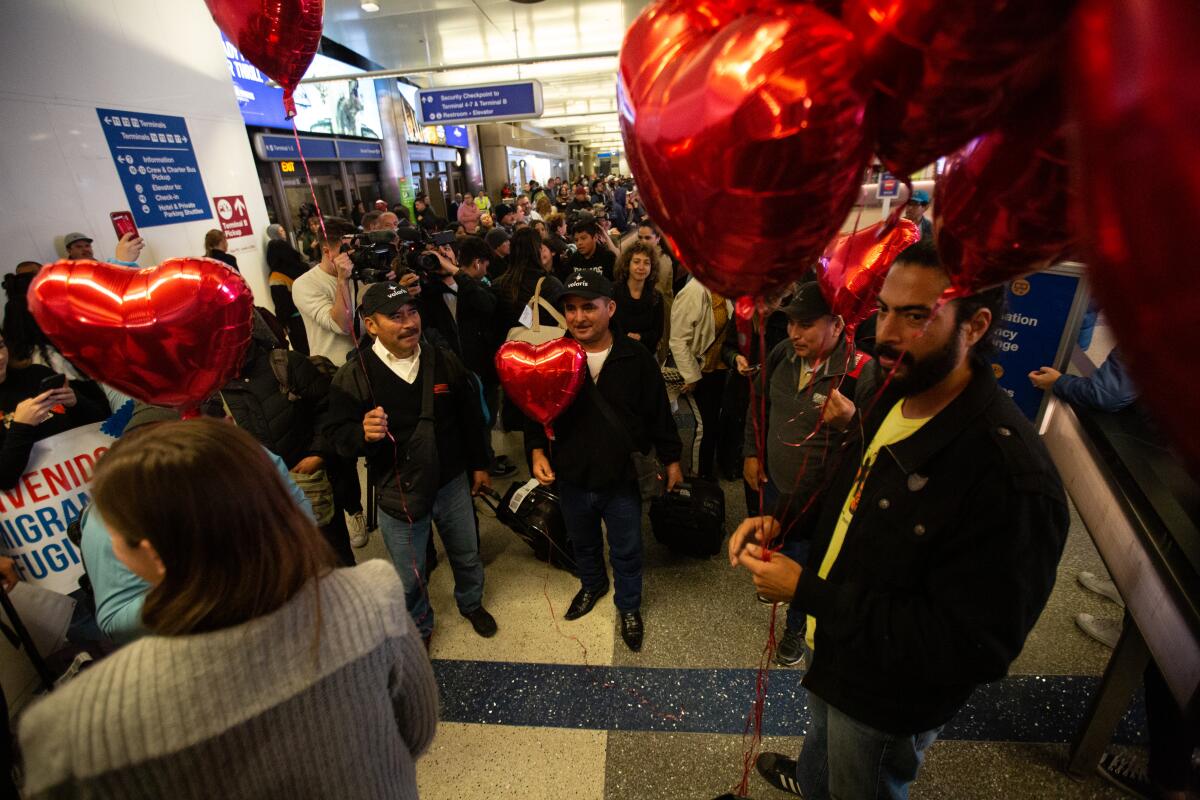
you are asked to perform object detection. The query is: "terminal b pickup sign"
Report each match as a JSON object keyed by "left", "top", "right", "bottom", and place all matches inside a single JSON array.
[{"left": 416, "top": 80, "right": 544, "bottom": 126}]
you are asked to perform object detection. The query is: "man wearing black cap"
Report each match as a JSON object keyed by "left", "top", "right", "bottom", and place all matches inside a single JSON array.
[
  {"left": 485, "top": 228, "right": 511, "bottom": 280},
  {"left": 742, "top": 281, "right": 871, "bottom": 667},
  {"left": 526, "top": 270, "right": 683, "bottom": 652},
  {"left": 322, "top": 281, "right": 497, "bottom": 646}
]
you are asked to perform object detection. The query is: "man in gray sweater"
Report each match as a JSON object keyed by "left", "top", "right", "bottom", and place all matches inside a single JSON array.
[{"left": 742, "top": 282, "right": 871, "bottom": 667}]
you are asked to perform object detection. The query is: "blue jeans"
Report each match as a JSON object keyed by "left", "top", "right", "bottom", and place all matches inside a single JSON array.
[
  {"left": 557, "top": 480, "right": 643, "bottom": 612},
  {"left": 759, "top": 479, "right": 810, "bottom": 635},
  {"left": 377, "top": 473, "right": 484, "bottom": 637},
  {"left": 796, "top": 693, "right": 941, "bottom": 800}
]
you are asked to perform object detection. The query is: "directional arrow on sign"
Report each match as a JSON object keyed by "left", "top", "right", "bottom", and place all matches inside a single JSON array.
[{"left": 234, "top": 198, "right": 246, "bottom": 215}]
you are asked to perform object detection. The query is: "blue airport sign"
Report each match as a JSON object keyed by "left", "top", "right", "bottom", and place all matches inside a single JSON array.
[
  {"left": 417, "top": 81, "right": 543, "bottom": 126},
  {"left": 97, "top": 108, "right": 211, "bottom": 228},
  {"left": 253, "top": 134, "right": 383, "bottom": 162}
]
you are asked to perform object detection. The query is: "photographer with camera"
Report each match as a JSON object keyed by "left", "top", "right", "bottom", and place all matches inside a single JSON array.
[{"left": 292, "top": 217, "right": 360, "bottom": 367}]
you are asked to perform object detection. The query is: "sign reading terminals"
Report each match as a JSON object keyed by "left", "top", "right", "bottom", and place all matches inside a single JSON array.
[
  {"left": 97, "top": 108, "right": 211, "bottom": 228},
  {"left": 417, "top": 80, "right": 544, "bottom": 126}
]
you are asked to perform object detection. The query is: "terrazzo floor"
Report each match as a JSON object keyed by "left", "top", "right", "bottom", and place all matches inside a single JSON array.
[{"left": 350, "top": 424, "right": 1144, "bottom": 800}]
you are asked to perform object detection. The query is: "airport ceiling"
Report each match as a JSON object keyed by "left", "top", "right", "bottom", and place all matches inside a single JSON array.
[{"left": 322, "top": 0, "right": 652, "bottom": 150}]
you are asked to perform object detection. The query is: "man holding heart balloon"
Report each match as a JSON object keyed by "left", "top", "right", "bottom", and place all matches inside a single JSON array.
[{"left": 527, "top": 270, "right": 682, "bottom": 653}]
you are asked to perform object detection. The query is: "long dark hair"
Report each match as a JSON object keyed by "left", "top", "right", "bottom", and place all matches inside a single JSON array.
[
  {"left": 92, "top": 419, "right": 336, "bottom": 636},
  {"left": 495, "top": 227, "right": 547, "bottom": 306},
  {"left": 2, "top": 267, "right": 51, "bottom": 363}
]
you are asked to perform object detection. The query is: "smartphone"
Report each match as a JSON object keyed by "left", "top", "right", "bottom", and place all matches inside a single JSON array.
[
  {"left": 432, "top": 230, "right": 457, "bottom": 247},
  {"left": 38, "top": 374, "right": 67, "bottom": 414},
  {"left": 110, "top": 211, "right": 138, "bottom": 240}
]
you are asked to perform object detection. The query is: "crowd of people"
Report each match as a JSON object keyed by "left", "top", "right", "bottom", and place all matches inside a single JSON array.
[{"left": 0, "top": 175, "right": 1189, "bottom": 800}]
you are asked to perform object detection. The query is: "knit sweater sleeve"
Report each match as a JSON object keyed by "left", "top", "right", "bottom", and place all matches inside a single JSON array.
[{"left": 371, "top": 563, "right": 439, "bottom": 758}]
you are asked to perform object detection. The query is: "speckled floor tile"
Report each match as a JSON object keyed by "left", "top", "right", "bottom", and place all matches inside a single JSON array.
[
  {"left": 425, "top": 533, "right": 617, "bottom": 665},
  {"left": 603, "top": 731, "right": 1133, "bottom": 800},
  {"left": 418, "top": 722, "right": 606, "bottom": 800}
]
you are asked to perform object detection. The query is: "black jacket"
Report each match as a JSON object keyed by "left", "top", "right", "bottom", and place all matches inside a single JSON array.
[
  {"left": 779, "top": 359, "right": 1068, "bottom": 735},
  {"left": 611, "top": 282, "right": 663, "bottom": 357},
  {"left": 495, "top": 269, "right": 564, "bottom": 332},
  {"left": 219, "top": 340, "right": 331, "bottom": 469},
  {"left": 0, "top": 365, "right": 110, "bottom": 489},
  {"left": 415, "top": 274, "right": 496, "bottom": 361},
  {"left": 321, "top": 340, "right": 487, "bottom": 493},
  {"left": 525, "top": 336, "right": 682, "bottom": 490}
]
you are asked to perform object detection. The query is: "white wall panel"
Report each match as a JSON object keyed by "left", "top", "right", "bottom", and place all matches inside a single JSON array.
[{"left": 0, "top": 0, "right": 274, "bottom": 305}]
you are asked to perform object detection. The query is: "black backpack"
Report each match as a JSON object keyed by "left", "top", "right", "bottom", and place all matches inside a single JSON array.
[
  {"left": 649, "top": 477, "right": 726, "bottom": 558},
  {"left": 479, "top": 481, "right": 576, "bottom": 574}
]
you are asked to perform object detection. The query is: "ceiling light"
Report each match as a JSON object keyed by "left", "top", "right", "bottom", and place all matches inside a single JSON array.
[{"left": 361, "top": 1, "right": 380, "bottom": 11}]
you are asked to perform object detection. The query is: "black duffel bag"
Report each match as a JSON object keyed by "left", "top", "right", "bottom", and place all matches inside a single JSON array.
[
  {"left": 479, "top": 480, "right": 577, "bottom": 574},
  {"left": 649, "top": 478, "right": 726, "bottom": 558}
]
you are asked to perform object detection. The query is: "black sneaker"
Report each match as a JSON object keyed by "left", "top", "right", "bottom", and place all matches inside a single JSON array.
[
  {"left": 462, "top": 606, "right": 498, "bottom": 638},
  {"left": 1097, "top": 751, "right": 1154, "bottom": 799},
  {"left": 488, "top": 456, "right": 517, "bottom": 477},
  {"left": 775, "top": 628, "right": 807, "bottom": 668},
  {"left": 755, "top": 751, "right": 804, "bottom": 797}
]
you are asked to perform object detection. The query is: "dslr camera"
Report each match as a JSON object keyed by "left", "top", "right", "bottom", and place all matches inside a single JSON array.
[{"left": 342, "top": 228, "right": 458, "bottom": 283}]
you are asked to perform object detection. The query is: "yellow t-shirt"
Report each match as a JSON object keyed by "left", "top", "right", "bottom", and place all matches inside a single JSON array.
[{"left": 805, "top": 400, "right": 931, "bottom": 650}]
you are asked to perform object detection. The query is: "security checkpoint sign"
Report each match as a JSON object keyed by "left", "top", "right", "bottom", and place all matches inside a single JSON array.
[
  {"left": 97, "top": 108, "right": 212, "bottom": 228},
  {"left": 417, "top": 80, "right": 544, "bottom": 126},
  {"left": 0, "top": 423, "right": 117, "bottom": 595},
  {"left": 214, "top": 195, "right": 253, "bottom": 239}
]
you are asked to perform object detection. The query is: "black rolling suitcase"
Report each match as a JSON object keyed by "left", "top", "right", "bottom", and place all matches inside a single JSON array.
[
  {"left": 479, "top": 481, "right": 577, "bottom": 574},
  {"left": 649, "top": 478, "right": 726, "bottom": 558}
]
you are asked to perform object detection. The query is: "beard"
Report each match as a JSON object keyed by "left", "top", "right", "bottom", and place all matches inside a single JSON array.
[{"left": 877, "top": 329, "right": 963, "bottom": 397}]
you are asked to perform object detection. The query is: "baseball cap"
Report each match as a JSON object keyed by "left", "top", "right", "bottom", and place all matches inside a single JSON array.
[
  {"left": 485, "top": 228, "right": 510, "bottom": 249},
  {"left": 359, "top": 281, "right": 416, "bottom": 317},
  {"left": 494, "top": 203, "right": 515, "bottom": 220},
  {"left": 911, "top": 189, "right": 931, "bottom": 205},
  {"left": 783, "top": 281, "right": 832, "bottom": 322},
  {"left": 561, "top": 269, "right": 614, "bottom": 301},
  {"left": 63, "top": 232, "right": 93, "bottom": 247}
]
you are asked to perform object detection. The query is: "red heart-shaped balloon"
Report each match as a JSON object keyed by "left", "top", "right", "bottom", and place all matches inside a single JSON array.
[
  {"left": 844, "top": 0, "right": 1074, "bottom": 175},
  {"left": 204, "top": 0, "right": 324, "bottom": 116},
  {"left": 619, "top": 0, "right": 872, "bottom": 299},
  {"left": 28, "top": 259, "right": 255, "bottom": 410},
  {"left": 1070, "top": 0, "right": 1200, "bottom": 468},
  {"left": 819, "top": 218, "right": 921, "bottom": 329},
  {"left": 495, "top": 339, "right": 587, "bottom": 438},
  {"left": 935, "top": 114, "right": 1072, "bottom": 297}
]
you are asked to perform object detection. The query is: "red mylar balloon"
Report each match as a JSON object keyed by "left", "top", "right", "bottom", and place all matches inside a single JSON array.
[
  {"left": 205, "top": 0, "right": 323, "bottom": 117},
  {"left": 843, "top": 0, "right": 1074, "bottom": 175},
  {"left": 619, "top": 0, "right": 872, "bottom": 299},
  {"left": 818, "top": 218, "right": 919, "bottom": 329},
  {"left": 495, "top": 339, "right": 587, "bottom": 440},
  {"left": 28, "top": 259, "right": 254, "bottom": 410},
  {"left": 935, "top": 118, "right": 1072, "bottom": 296},
  {"left": 1070, "top": 0, "right": 1200, "bottom": 467}
]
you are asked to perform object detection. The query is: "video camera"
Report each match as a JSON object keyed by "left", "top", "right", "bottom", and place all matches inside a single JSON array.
[{"left": 341, "top": 228, "right": 457, "bottom": 283}]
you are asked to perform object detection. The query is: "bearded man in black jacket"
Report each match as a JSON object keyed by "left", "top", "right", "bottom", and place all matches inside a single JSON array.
[{"left": 730, "top": 242, "right": 1068, "bottom": 800}]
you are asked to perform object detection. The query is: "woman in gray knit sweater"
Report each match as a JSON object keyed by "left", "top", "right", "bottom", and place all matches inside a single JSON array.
[{"left": 18, "top": 419, "right": 438, "bottom": 799}]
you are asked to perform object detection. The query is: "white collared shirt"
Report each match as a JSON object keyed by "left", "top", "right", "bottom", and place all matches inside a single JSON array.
[{"left": 372, "top": 338, "right": 421, "bottom": 384}]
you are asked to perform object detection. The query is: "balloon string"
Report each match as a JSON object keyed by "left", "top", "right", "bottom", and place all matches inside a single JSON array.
[
  {"left": 292, "top": 119, "right": 327, "bottom": 242},
  {"left": 735, "top": 301, "right": 776, "bottom": 794}
]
